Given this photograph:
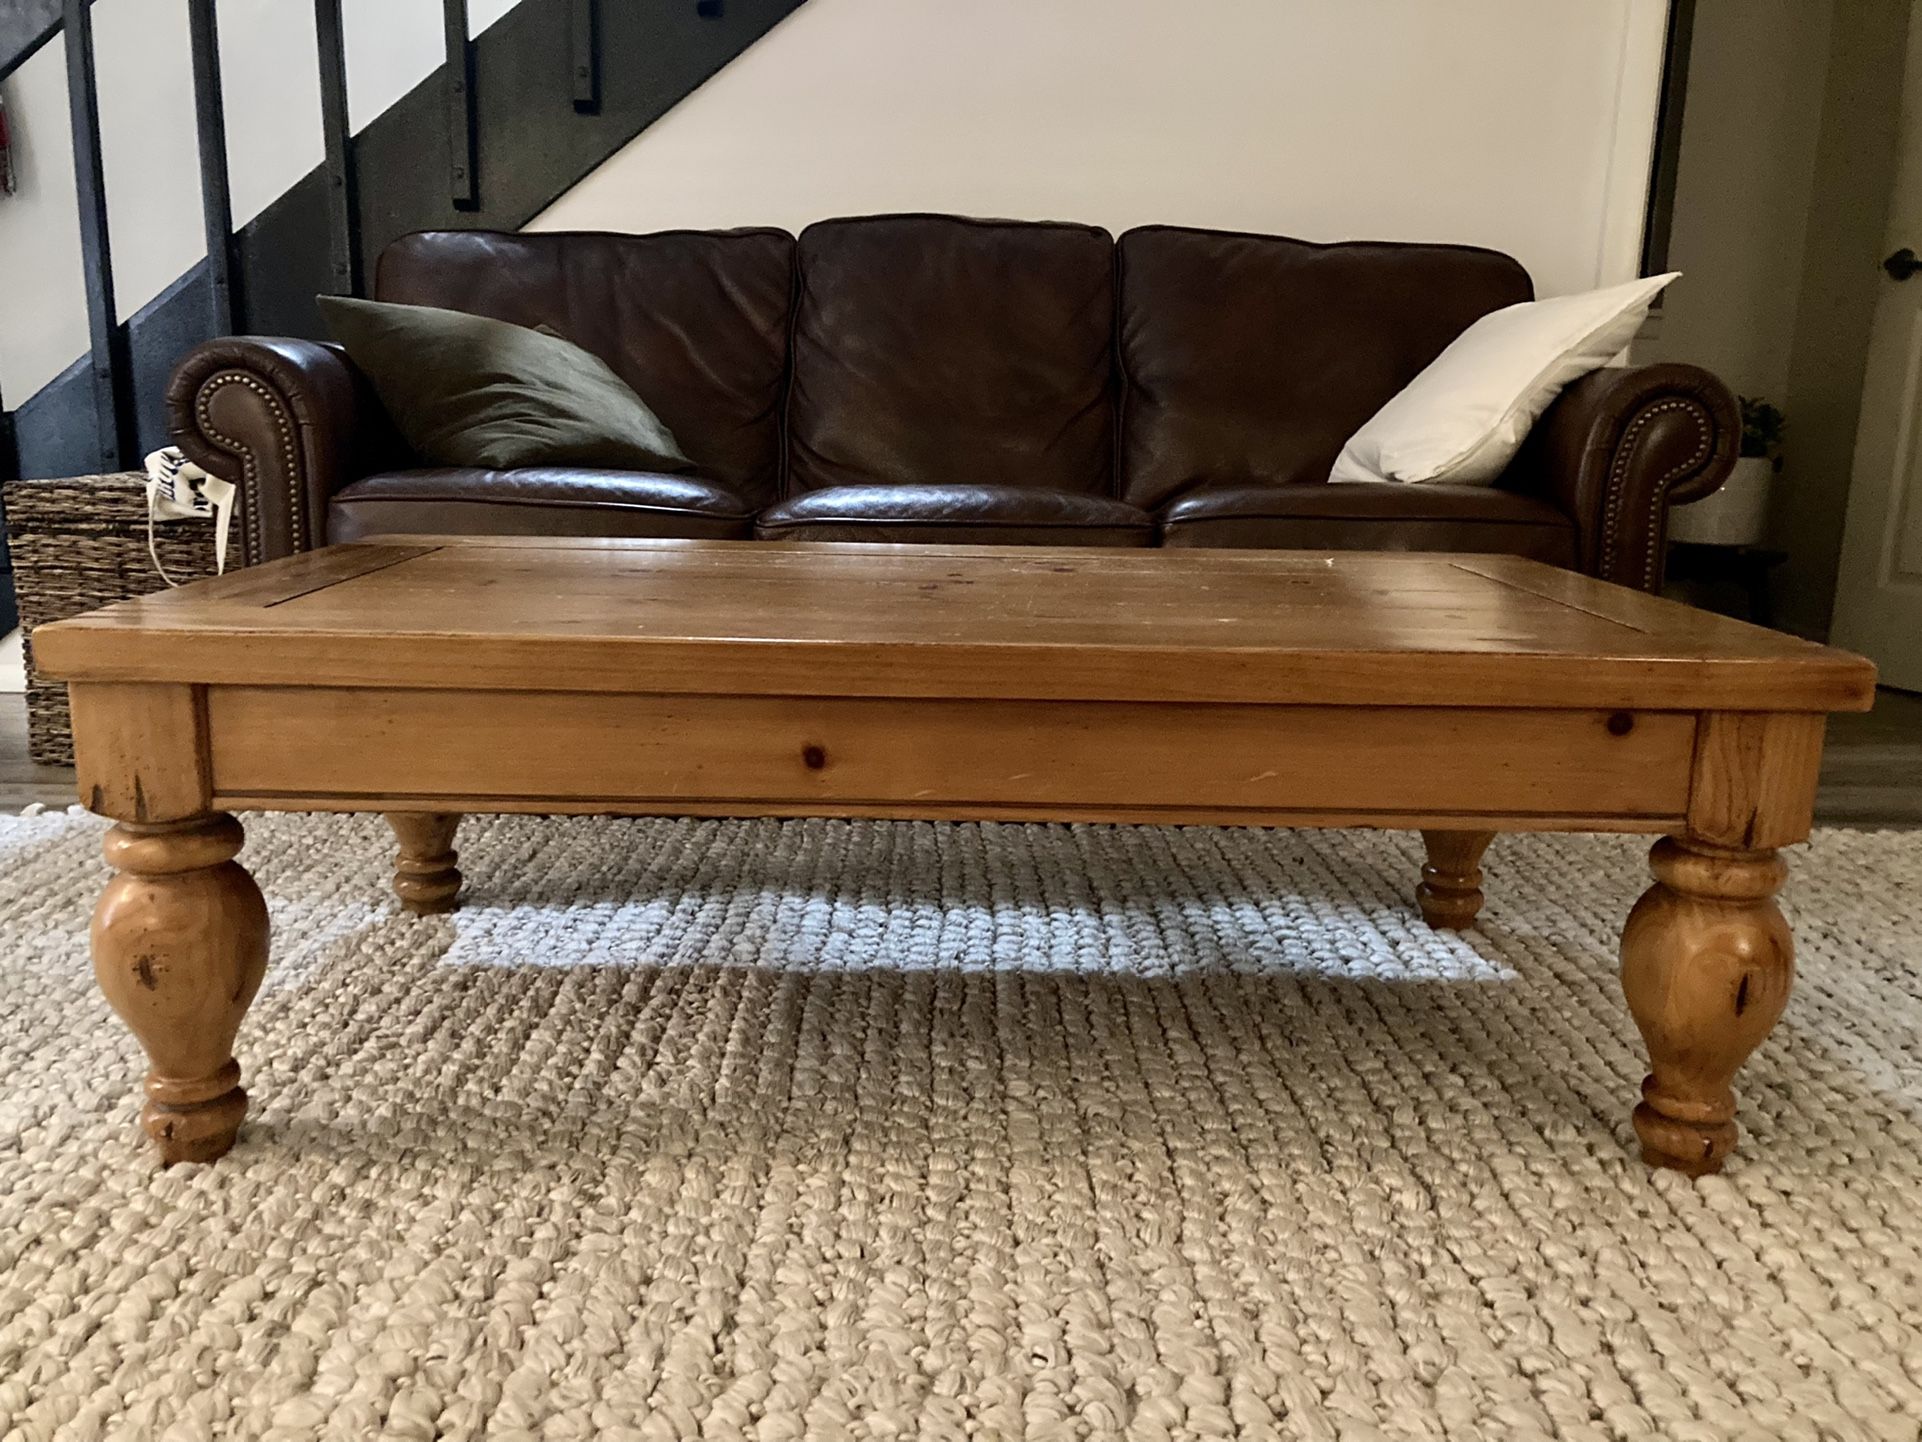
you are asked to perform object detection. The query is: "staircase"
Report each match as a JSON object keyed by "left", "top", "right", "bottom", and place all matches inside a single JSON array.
[{"left": 0, "top": 0, "right": 807, "bottom": 628}]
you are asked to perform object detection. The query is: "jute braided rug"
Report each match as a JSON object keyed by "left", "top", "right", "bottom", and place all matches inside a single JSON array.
[{"left": 0, "top": 810, "right": 1918, "bottom": 1441}]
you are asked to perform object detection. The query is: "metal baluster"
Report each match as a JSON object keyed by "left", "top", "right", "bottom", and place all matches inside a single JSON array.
[
  {"left": 187, "top": 0, "right": 237, "bottom": 332},
  {"left": 313, "top": 0, "right": 360, "bottom": 294},
  {"left": 1641, "top": 0, "right": 1696, "bottom": 279},
  {"left": 570, "top": 0, "right": 599, "bottom": 114},
  {"left": 62, "top": 0, "right": 129, "bottom": 470},
  {"left": 445, "top": 0, "right": 477, "bottom": 209}
]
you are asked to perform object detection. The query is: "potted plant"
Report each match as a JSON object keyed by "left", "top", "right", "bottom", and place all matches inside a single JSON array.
[{"left": 1668, "top": 396, "right": 1784, "bottom": 547}]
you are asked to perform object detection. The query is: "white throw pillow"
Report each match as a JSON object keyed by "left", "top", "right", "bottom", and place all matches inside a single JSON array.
[{"left": 1329, "top": 272, "right": 1680, "bottom": 487}]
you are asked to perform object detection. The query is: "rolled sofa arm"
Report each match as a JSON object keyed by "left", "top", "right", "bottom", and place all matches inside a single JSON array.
[
  {"left": 165, "top": 337, "right": 404, "bottom": 563},
  {"left": 1509, "top": 362, "right": 1739, "bottom": 593}
]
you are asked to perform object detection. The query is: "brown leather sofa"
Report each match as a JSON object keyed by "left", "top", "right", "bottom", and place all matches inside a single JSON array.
[{"left": 167, "top": 214, "right": 1738, "bottom": 592}]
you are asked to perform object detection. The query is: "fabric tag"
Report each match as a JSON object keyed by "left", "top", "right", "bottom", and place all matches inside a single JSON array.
[{"left": 143, "top": 447, "right": 235, "bottom": 583}]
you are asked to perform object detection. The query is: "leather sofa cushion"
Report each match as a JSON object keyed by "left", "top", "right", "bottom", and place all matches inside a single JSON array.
[
  {"left": 327, "top": 468, "right": 753, "bottom": 543},
  {"left": 1158, "top": 481, "right": 1576, "bottom": 565},
  {"left": 787, "top": 215, "right": 1116, "bottom": 496},
  {"left": 756, "top": 485, "right": 1153, "bottom": 546},
  {"left": 1117, "top": 227, "right": 1534, "bottom": 511},
  {"left": 376, "top": 229, "right": 793, "bottom": 506}
]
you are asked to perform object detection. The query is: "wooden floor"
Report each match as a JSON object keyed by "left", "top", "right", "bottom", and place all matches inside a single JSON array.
[
  {"left": 1812, "top": 687, "right": 1922, "bottom": 827},
  {"left": 4, "top": 686, "right": 1919, "bottom": 826},
  {"left": 0, "top": 700, "right": 74, "bottom": 811}
]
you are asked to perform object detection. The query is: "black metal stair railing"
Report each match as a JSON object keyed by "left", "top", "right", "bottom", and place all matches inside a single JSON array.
[
  {"left": 571, "top": 0, "right": 601, "bottom": 114},
  {"left": 65, "top": 0, "right": 128, "bottom": 476},
  {"left": 186, "top": 0, "right": 237, "bottom": 338},
  {"left": 0, "top": 0, "right": 806, "bottom": 490},
  {"left": 313, "top": 0, "right": 360, "bottom": 296},
  {"left": 445, "top": 0, "right": 479, "bottom": 212}
]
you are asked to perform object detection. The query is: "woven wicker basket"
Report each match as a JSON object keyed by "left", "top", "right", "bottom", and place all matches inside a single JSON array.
[{"left": 5, "top": 473, "right": 223, "bottom": 766}]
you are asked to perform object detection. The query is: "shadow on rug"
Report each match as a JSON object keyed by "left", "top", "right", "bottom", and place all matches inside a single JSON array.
[{"left": 0, "top": 811, "right": 1917, "bottom": 1440}]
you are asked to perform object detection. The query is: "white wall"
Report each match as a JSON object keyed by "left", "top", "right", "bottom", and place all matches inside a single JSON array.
[
  {"left": 0, "top": 0, "right": 521, "bottom": 408},
  {"left": 0, "top": 30, "right": 86, "bottom": 412},
  {"left": 534, "top": 0, "right": 1673, "bottom": 301}
]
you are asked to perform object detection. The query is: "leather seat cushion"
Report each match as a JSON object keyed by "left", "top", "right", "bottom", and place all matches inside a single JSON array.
[
  {"left": 1158, "top": 481, "right": 1576, "bottom": 564},
  {"left": 787, "top": 215, "right": 1117, "bottom": 496},
  {"left": 1117, "top": 226, "right": 1534, "bottom": 510},
  {"left": 755, "top": 485, "right": 1154, "bottom": 546},
  {"left": 376, "top": 229, "right": 795, "bottom": 506},
  {"left": 327, "top": 468, "right": 753, "bottom": 542}
]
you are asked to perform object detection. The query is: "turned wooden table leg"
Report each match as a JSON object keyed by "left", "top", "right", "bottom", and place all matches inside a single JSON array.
[
  {"left": 92, "top": 814, "right": 270, "bottom": 1164},
  {"left": 387, "top": 813, "right": 462, "bottom": 913},
  {"left": 1620, "top": 837, "right": 1793, "bottom": 1175},
  {"left": 1417, "top": 830, "right": 1494, "bottom": 930}
]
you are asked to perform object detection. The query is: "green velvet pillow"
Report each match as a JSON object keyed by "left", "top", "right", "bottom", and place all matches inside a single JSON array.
[{"left": 317, "top": 296, "right": 691, "bottom": 473}]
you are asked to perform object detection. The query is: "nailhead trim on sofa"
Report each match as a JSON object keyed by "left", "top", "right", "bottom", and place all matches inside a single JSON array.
[
  {"left": 194, "top": 372, "right": 306, "bottom": 562},
  {"left": 1600, "top": 398, "right": 1712, "bottom": 591}
]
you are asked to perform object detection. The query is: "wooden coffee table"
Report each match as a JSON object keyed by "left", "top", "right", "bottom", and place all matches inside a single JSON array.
[{"left": 36, "top": 538, "right": 1876, "bottom": 1174}]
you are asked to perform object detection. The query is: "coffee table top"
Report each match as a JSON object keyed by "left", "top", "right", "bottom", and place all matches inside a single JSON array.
[{"left": 37, "top": 537, "right": 1876, "bottom": 711}]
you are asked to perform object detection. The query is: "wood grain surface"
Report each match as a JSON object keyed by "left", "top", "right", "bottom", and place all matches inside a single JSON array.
[{"left": 34, "top": 540, "right": 1877, "bottom": 710}]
